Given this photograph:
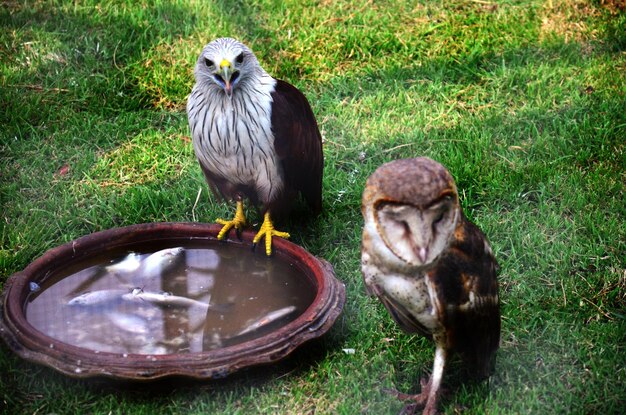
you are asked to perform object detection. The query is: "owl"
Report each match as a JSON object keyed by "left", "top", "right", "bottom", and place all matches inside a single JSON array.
[{"left": 361, "top": 157, "right": 501, "bottom": 415}]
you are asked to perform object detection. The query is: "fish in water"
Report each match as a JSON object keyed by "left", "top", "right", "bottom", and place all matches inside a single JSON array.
[
  {"left": 67, "top": 289, "right": 129, "bottom": 306},
  {"left": 105, "top": 252, "right": 141, "bottom": 274},
  {"left": 236, "top": 306, "right": 297, "bottom": 336},
  {"left": 106, "top": 311, "right": 150, "bottom": 334},
  {"left": 141, "top": 247, "right": 185, "bottom": 278},
  {"left": 122, "top": 289, "right": 211, "bottom": 309}
]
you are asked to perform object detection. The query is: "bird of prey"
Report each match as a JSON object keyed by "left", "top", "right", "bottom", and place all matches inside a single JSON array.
[
  {"left": 187, "top": 37, "right": 323, "bottom": 255},
  {"left": 361, "top": 157, "right": 500, "bottom": 415}
]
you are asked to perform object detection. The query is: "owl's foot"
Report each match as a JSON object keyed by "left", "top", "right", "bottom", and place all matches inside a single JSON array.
[
  {"left": 252, "top": 211, "right": 290, "bottom": 256},
  {"left": 216, "top": 200, "right": 247, "bottom": 240},
  {"left": 385, "top": 377, "right": 438, "bottom": 415}
]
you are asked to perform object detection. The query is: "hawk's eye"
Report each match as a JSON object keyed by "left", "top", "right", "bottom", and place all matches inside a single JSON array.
[
  {"left": 235, "top": 53, "right": 244, "bottom": 64},
  {"left": 205, "top": 58, "right": 214, "bottom": 67}
]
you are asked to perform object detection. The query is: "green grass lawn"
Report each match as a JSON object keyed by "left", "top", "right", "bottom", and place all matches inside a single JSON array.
[{"left": 1, "top": 0, "right": 625, "bottom": 413}]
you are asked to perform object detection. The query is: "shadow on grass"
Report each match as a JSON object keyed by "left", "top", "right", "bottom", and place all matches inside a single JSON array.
[
  {"left": 0, "top": 2, "right": 197, "bottom": 115},
  {"left": 0, "top": 335, "right": 337, "bottom": 413},
  {"left": 0, "top": 0, "right": 284, "bottom": 131},
  {"left": 390, "top": 348, "right": 496, "bottom": 411}
]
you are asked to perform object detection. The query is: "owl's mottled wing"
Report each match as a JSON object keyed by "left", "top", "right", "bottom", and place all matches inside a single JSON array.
[
  {"left": 430, "top": 215, "right": 501, "bottom": 377},
  {"left": 270, "top": 79, "right": 323, "bottom": 214},
  {"left": 367, "top": 282, "right": 433, "bottom": 339}
]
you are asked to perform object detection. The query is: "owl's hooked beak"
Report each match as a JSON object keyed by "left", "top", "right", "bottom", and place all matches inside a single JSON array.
[
  {"left": 417, "top": 246, "right": 429, "bottom": 263},
  {"left": 409, "top": 220, "right": 432, "bottom": 264},
  {"left": 407, "top": 233, "right": 430, "bottom": 265}
]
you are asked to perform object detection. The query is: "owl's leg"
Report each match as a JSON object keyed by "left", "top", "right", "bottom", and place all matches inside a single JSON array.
[
  {"left": 392, "top": 346, "right": 446, "bottom": 415},
  {"left": 216, "top": 199, "right": 247, "bottom": 240},
  {"left": 252, "top": 211, "right": 290, "bottom": 256}
]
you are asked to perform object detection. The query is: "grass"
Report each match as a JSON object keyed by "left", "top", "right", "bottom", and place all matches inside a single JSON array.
[{"left": 1, "top": 0, "right": 625, "bottom": 413}]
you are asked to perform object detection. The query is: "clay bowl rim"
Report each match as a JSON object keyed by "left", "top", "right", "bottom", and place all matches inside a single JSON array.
[{"left": 0, "top": 222, "right": 345, "bottom": 380}]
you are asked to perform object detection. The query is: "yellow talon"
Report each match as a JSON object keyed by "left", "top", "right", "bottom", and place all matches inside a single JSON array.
[
  {"left": 253, "top": 211, "right": 290, "bottom": 256},
  {"left": 216, "top": 200, "right": 247, "bottom": 240}
]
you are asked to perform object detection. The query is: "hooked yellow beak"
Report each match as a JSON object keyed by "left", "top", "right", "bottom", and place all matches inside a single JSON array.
[{"left": 219, "top": 59, "right": 233, "bottom": 97}]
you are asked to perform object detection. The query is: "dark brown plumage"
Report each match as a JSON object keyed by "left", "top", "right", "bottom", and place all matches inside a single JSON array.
[
  {"left": 269, "top": 79, "right": 323, "bottom": 217},
  {"left": 361, "top": 157, "right": 500, "bottom": 415},
  {"left": 187, "top": 38, "right": 323, "bottom": 255}
]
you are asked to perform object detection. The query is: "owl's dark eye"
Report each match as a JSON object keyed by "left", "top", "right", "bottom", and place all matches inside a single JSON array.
[
  {"left": 235, "top": 53, "right": 244, "bottom": 64},
  {"left": 433, "top": 211, "right": 445, "bottom": 225},
  {"left": 205, "top": 58, "right": 214, "bottom": 67},
  {"left": 400, "top": 220, "right": 411, "bottom": 235}
]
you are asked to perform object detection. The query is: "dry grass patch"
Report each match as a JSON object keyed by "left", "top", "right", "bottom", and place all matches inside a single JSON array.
[{"left": 540, "top": 0, "right": 602, "bottom": 42}]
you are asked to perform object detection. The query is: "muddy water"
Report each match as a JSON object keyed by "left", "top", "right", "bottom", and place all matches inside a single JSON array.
[{"left": 25, "top": 243, "right": 316, "bottom": 355}]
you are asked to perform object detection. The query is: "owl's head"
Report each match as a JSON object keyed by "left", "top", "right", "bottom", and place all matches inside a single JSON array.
[
  {"left": 194, "top": 38, "right": 263, "bottom": 97},
  {"left": 362, "top": 157, "right": 461, "bottom": 268}
]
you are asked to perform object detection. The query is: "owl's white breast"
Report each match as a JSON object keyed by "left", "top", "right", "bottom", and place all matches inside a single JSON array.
[{"left": 362, "top": 221, "right": 441, "bottom": 332}]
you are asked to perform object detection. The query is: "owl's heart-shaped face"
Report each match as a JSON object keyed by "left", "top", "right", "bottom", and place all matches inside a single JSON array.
[{"left": 374, "top": 197, "right": 457, "bottom": 267}]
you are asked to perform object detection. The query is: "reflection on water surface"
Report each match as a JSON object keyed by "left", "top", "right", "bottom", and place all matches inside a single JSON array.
[{"left": 26, "top": 243, "right": 315, "bottom": 355}]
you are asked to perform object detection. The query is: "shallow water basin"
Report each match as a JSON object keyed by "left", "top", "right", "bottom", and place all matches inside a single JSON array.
[{"left": 0, "top": 222, "right": 345, "bottom": 380}]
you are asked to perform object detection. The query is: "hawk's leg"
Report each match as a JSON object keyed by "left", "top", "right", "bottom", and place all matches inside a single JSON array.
[
  {"left": 252, "top": 211, "right": 290, "bottom": 256},
  {"left": 216, "top": 200, "right": 247, "bottom": 240},
  {"left": 389, "top": 346, "right": 446, "bottom": 415}
]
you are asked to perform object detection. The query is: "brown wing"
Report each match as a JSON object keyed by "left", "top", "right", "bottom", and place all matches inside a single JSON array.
[
  {"left": 429, "top": 213, "right": 501, "bottom": 378},
  {"left": 368, "top": 282, "right": 433, "bottom": 339},
  {"left": 270, "top": 79, "right": 323, "bottom": 215}
]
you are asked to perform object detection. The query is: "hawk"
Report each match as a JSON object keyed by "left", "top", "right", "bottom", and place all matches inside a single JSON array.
[{"left": 187, "top": 38, "right": 323, "bottom": 255}]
